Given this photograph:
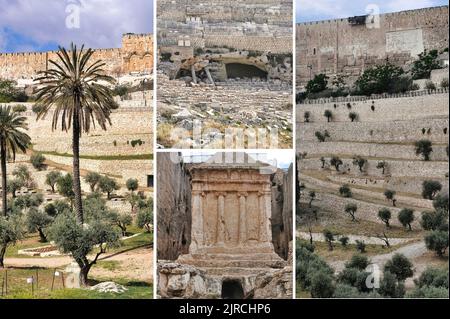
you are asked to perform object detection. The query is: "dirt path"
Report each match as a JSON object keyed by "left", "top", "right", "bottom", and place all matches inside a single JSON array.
[
  {"left": 329, "top": 241, "right": 428, "bottom": 289},
  {"left": 297, "top": 231, "right": 415, "bottom": 246},
  {"left": 4, "top": 247, "right": 153, "bottom": 283}
]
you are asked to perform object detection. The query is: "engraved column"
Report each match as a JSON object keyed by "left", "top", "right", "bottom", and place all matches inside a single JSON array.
[
  {"left": 216, "top": 192, "right": 226, "bottom": 245},
  {"left": 238, "top": 192, "right": 248, "bottom": 244},
  {"left": 190, "top": 191, "right": 205, "bottom": 253}
]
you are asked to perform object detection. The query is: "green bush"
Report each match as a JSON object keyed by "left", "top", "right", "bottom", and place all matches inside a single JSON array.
[
  {"left": 309, "top": 271, "right": 335, "bottom": 298},
  {"left": 425, "top": 231, "right": 449, "bottom": 257},
  {"left": 421, "top": 210, "right": 448, "bottom": 231},
  {"left": 339, "top": 185, "right": 352, "bottom": 198},
  {"left": 30, "top": 152, "right": 46, "bottom": 170},
  {"left": 398, "top": 208, "right": 415, "bottom": 231},
  {"left": 306, "top": 74, "right": 329, "bottom": 94},
  {"left": 13, "top": 104, "right": 27, "bottom": 113},
  {"left": 384, "top": 253, "right": 414, "bottom": 281},
  {"left": 425, "top": 80, "right": 436, "bottom": 90},
  {"left": 422, "top": 180, "right": 442, "bottom": 200},
  {"left": 354, "top": 63, "right": 405, "bottom": 96},
  {"left": 411, "top": 50, "right": 441, "bottom": 80},
  {"left": 378, "top": 208, "right": 392, "bottom": 227}
]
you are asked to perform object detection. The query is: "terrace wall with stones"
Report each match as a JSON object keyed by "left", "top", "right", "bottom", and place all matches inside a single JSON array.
[
  {"left": 296, "top": 6, "right": 449, "bottom": 87},
  {"left": 0, "top": 34, "right": 153, "bottom": 80},
  {"left": 297, "top": 90, "right": 449, "bottom": 227}
]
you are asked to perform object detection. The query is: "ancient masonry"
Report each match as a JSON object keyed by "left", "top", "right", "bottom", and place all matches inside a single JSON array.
[
  {"left": 296, "top": 6, "right": 449, "bottom": 87},
  {"left": 158, "top": 153, "right": 293, "bottom": 299},
  {"left": 0, "top": 34, "right": 153, "bottom": 80}
]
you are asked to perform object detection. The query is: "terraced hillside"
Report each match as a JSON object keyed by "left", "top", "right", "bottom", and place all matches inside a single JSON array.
[{"left": 296, "top": 90, "right": 449, "bottom": 295}]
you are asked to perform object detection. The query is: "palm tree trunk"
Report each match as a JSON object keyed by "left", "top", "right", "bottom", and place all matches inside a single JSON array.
[
  {"left": 72, "top": 110, "right": 84, "bottom": 225},
  {"left": 1, "top": 139, "right": 7, "bottom": 217}
]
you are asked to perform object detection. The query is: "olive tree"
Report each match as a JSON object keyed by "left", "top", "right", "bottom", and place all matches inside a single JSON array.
[
  {"left": 126, "top": 178, "right": 139, "bottom": 193},
  {"left": 422, "top": 181, "right": 442, "bottom": 200},
  {"left": 339, "top": 184, "right": 352, "bottom": 198},
  {"left": 26, "top": 208, "right": 53, "bottom": 242},
  {"left": 110, "top": 211, "right": 133, "bottom": 236},
  {"left": 378, "top": 208, "right": 392, "bottom": 228},
  {"left": 415, "top": 140, "right": 433, "bottom": 161},
  {"left": 384, "top": 190, "right": 397, "bottom": 206},
  {"left": 425, "top": 231, "right": 449, "bottom": 257},
  {"left": 376, "top": 161, "right": 387, "bottom": 175},
  {"left": 99, "top": 176, "right": 120, "bottom": 199},
  {"left": 45, "top": 171, "right": 62, "bottom": 193},
  {"left": 30, "top": 152, "right": 46, "bottom": 170},
  {"left": 344, "top": 203, "right": 358, "bottom": 222},
  {"left": 49, "top": 212, "right": 120, "bottom": 286},
  {"left": 84, "top": 172, "right": 102, "bottom": 193},
  {"left": 323, "top": 229, "right": 335, "bottom": 251},
  {"left": 384, "top": 253, "right": 414, "bottom": 282},
  {"left": 352, "top": 156, "right": 367, "bottom": 172},
  {"left": 0, "top": 214, "right": 25, "bottom": 268},
  {"left": 398, "top": 208, "right": 414, "bottom": 231},
  {"left": 330, "top": 157, "right": 343, "bottom": 171},
  {"left": 137, "top": 206, "right": 153, "bottom": 233},
  {"left": 324, "top": 110, "right": 333, "bottom": 122}
]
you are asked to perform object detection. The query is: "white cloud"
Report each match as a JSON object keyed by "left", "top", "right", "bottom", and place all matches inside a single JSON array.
[{"left": 0, "top": 0, "right": 153, "bottom": 52}]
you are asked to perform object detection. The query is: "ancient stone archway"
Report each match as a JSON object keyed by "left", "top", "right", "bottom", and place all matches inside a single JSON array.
[
  {"left": 225, "top": 63, "right": 268, "bottom": 80},
  {"left": 221, "top": 279, "right": 244, "bottom": 299}
]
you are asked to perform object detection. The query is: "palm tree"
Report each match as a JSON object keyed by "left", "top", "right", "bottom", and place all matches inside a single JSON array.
[
  {"left": 0, "top": 106, "right": 31, "bottom": 216},
  {"left": 34, "top": 44, "right": 115, "bottom": 224}
]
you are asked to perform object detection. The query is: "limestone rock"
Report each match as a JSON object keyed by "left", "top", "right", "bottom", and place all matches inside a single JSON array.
[{"left": 90, "top": 282, "right": 128, "bottom": 294}]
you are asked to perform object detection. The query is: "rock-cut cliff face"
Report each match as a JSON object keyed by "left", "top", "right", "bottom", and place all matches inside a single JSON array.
[
  {"left": 157, "top": 153, "right": 192, "bottom": 260},
  {"left": 271, "top": 164, "right": 294, "bottom": 260}
]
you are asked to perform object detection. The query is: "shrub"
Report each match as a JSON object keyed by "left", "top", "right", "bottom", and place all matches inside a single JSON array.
[
  {"left": 384, "top": 254, "right": 414, "bottom": 281},
  {"left": 32, "top": 104, "right": 45, "bottom": 114},
  {"left": 333, "top": 284, "right": 361, "bottom": 298},
  {"left": 425, "top": 81, "right": 436, "bottom": 90},
  {"left": 346, "top": 254, "right": 370, "bottom": 270},
  {"left": 339, "top": 184, "right": 352, "bottom": 198},
  {"left": 315, "top": 131, "right": 325, "bottom": 142},
  {"left": 339, "top": 236, "right": 349, "bottom": 247},
  {"left": 414, "top": 267, "right": 449, "bottom": 289},
  {"left": 309, "top": 271, "right": 335, "bottom": 298},
  {"left": 433, "top": 193, "right": 449, "bottom": 213},
  {"left": 406, "top": 286, "right": 449, "bottom": 298},
  {"left": 308, "top": 191, "right": 316, "bottom": 208},
  {"left": 422, "top": 180, "right": 442, "bottom": 200},
  {"left": 379, "top": 271, "right": 406, "bottom": 298},
  {"left": 354, "top": 63, "right": 405, "bottom": 95},
  {"left": 13, "top": 104, "right": 27, "bottom": 113},
  {"left": 411, "top": 50, "right": 441, "bottom": 80},
  {"left": 441, "top": 78, "right": 449, "bottom": 88},
  {"left": 378, "top": 208, "right": 392, "bottom": 228},
  {"left": 304, "top": 111, "right": 311, "bottom": 122},
  {"left": 30, "top": 152, "right": 46, "bottom": 170},
  {"left": 355, "top": 240, "right": 366, "bottom": 253},
  {"left": 0, "top": 215, "right": 25, "bottom": 267},
  {"left": 398, "top": 208, "right": 414, "bottom": 231},
  {"left": 306, "top": 74, "right": 329, "bottom": 94},
  {"left": 421, "top": 210, "right": 448, "bottom": 231},
  {"left": 425, "top": 231, "right": 449, "bottom": 257}
]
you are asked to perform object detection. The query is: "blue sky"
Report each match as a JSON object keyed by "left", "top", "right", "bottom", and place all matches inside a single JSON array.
[
  {"left": 296, "top": 0, "right": 449, "bottom": 22},
  {"left": 0, "top": 0, "right": 153, "bottom": 53}
]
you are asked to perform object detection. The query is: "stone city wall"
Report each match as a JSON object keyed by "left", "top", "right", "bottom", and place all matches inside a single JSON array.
[
  {"left": 0, "top": 34, "right": 153, "bottom": 80},
  {"left": 296, "top": 6, "right": 449, "bottom": 86}
]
